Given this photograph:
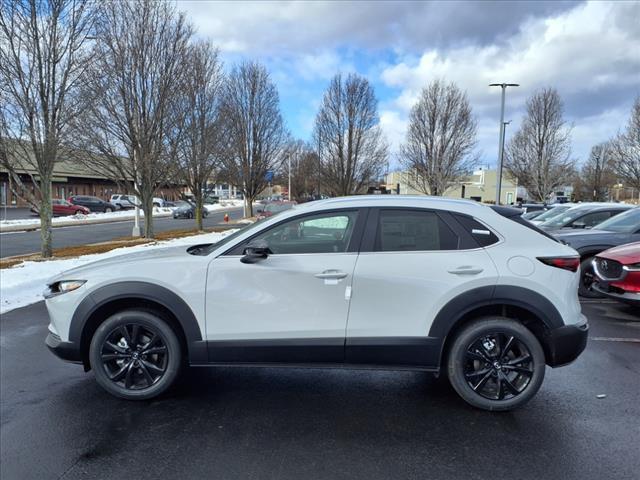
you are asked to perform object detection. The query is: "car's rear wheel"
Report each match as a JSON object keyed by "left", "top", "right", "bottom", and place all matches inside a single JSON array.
[
  {"left": 578, "top": 257, "right": 603, "bottom": 298},
  {"left": 89, "top": 310, "right": 182, "bottom": 400},
  {"left": 447, "top": 317, "right": 545, "bottom": 411},
  {"left": 105, "top": 207, "right": 113, "bottom": 213}
]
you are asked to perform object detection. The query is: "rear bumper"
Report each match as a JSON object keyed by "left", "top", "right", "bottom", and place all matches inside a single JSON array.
[
  {"left": 546, "top": 317, "right": 589, "bottom": 367},
  {"left": 45, "top": 332, "right": 82, "bottom": 364}
]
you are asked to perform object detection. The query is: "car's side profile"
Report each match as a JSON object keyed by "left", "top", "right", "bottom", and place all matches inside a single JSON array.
[
  {"left": 45, "top": 196, "right": 588, "bottom": 411},
  {"left": 539, "top": 204, "right": 633, "bottom": 231},
  {"left": 68, "top": 195, "right": 116, "bottom": 213}
]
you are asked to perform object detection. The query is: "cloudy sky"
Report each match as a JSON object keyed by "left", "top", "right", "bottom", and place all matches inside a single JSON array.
[{"left": 179, "top": 0, "right": 640, "bottom": 169}]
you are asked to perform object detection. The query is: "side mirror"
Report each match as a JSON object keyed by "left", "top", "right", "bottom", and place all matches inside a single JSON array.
[
  {"left": 240, "top": 240, "right": 272, "bottom": 264},
  {"left": 572, "top": 221, "right": 586, "bottom": 229}
]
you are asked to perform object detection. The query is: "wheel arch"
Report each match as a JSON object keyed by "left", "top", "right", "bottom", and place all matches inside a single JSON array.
[
  {"left": 70, "top": 281, "right": 206, "bottom": 370},
  {"left": 430, "top": 286, "right": 564, "bottom": 369}
]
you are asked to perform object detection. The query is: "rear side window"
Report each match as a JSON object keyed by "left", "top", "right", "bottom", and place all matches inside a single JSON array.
[
  {"left": 375, "top": 210, "right": 458, "bottom": 252},
  {"left": 452, "top": 214, "right": 499, "bottom": 247}
]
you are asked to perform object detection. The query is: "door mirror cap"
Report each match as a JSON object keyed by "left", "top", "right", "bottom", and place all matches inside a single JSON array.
[{"left": 240, "top": 240, "right": 272, "bottom": 264}]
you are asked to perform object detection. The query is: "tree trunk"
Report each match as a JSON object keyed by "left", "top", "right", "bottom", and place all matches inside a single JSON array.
[
  {"left": 244, "top": 196, "right": 253, "bottom": 217},
  {"left": 39, "top": 180, "right": 53, "bottom": 258},
  {"left": 195, "top": 191, "right": 204, "bottom": 231},
  {"left": 142, "top": 194, "right": 154, "bottom": 238}
]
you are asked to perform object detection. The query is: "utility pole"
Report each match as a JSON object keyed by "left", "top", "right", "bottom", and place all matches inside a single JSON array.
[
  {"left": 288, "top": 152, "right": 292, "bottom": 201},
  {"left": 316, "top": 131, "right": 321, "bottom": 199},
  {"left": 490, "top": 83, "right": 519, "bottom": 205},
  {"left": 499, "top": 120, "right": 511, "bottom": 204}
]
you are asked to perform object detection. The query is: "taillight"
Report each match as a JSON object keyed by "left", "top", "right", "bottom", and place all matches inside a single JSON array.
[{"left": 538, "top": 256, "right": 580, "bottom": 272}]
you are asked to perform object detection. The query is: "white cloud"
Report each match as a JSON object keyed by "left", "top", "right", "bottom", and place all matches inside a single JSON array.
[{"left": 379, "top": 1, "right": 640, "bottom": 164}]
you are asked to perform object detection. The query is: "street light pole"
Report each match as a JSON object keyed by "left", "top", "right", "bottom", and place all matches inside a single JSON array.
[
  {"left": 288, "top": 152, "right": 292, "bottom": 201},
  {"left": 490, "top": 83, "right": 519, "bottom": 205}
]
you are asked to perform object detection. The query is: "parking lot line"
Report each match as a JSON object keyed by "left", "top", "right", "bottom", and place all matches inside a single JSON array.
[{"left": 591, "top": 337, "right": 640, "bottom": 343}]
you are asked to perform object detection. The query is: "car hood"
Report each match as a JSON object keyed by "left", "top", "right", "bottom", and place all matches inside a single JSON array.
[
  {"left": 50, "top": 245, "right": 191, "bottom": 282},
  {"left": 554, "top": 229, "right": 631, "bottom": 248},
  {"left": 598, "top": 242, "right": 640, "bottom": 263}
]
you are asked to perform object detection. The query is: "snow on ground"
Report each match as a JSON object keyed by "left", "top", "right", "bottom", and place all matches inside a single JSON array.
[
  {"left": 0, "top": 207, "right": 174, "bottom": 229},
  {"left": 0, "top": 229, "right": 236, "bottom": 314},
  {"left": 203, "top": 199, "right": 245, "bottom": 213}
]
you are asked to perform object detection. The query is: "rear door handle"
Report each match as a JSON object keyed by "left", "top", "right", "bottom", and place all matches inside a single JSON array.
[
  {"left": 314, "top": 270, "right": 348, "bottom": 280},
  {"left": 448, "top": 266, "right": 484, "bottom": 275}
]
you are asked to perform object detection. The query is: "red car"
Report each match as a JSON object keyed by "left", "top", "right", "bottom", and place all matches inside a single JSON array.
[
  {"left": 31, "top": 198, "right": 90, "bottom": 217},
  {"left": 256, "top": 201, "right": 296, "bottom": 220},
  {"left": 592, "top": 242, "right": 640, "bottom": 306}
]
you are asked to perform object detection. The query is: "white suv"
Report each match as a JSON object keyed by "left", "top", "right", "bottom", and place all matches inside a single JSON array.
[{"left": 44, "top": 196, "right": 588, "bottom": 410}]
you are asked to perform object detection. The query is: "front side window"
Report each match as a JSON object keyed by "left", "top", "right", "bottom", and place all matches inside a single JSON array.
[
  {"left": 594, "top": 208, "right": 639, "bottom": 232},
  {"left": 249, "top": 211, "right": 359, "bottom": 254},
  {"left": 375, "top": 210, "right": 458, "bottom": 252}
]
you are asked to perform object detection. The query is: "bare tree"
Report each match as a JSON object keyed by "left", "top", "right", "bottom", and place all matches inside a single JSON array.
[
  {"left": 278, "top": 139, "right": 318, "bottom": 201},
  {"left": 504, "top": 88, "right": 575, "bottom": 202},
  {"left": 219, "top": 61, "right": 286, "bottom": 217},
  {"left": 610, "top": 97, "right": 640, "bottom": 193},
  {"left": 73, "top": 0, "right": 192, "bottom": 237},
  {"left": 0, "top": 0, "right": 95, "bottom": 257},
  {"left": 175, "top": 42, "right": 224, "bottom": 230},
  {"left": 400, "top": 80, "right": 477, "bottom": 196},
  {"left": 579, "top": 143, "right": 616, "bottom": 201},
  {"left": 313, "top": 73, "right": 388, "bottom": 196}
]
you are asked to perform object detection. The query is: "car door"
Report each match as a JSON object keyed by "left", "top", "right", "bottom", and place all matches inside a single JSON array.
[
  {"left": 345, "top": 208, "right": 499, "bottom": 367},
  {"left": 205, "top": 208, "right": 366, "bottom": 363}
]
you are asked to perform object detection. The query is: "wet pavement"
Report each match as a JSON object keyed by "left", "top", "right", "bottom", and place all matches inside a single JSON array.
[{"left": 1, "top": 300, "right": 638, "bottom": 480}]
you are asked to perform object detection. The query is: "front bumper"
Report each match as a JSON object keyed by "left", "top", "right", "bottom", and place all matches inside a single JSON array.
[
  {"left": 592, "top": 283, "right": 640, "bottom": 306},
  {"left": 45, "top": 332, "right": 82, "bottom": 364},
  {"left": 545, "top": 318, "right": 589, "bottom": 367}
]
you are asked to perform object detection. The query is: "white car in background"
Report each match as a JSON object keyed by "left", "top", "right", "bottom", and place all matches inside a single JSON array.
[{"left": 44, "top": 196, "right": 588, "bottom": 411}]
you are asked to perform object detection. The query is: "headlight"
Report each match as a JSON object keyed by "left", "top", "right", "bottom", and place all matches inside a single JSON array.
[
  {"left": 44, "top": 280, "right": 86, "bottom": 299},
  {"left": 624, "top": 263, "right": 640, "bottom": 272}
]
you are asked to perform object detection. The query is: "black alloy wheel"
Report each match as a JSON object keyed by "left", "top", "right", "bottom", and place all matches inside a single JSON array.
[
  {"left": 447, "top": 317, "right": 545, "bottom": 411},
  {"left": 578, "top": 257, "right": 603, "bottom": 298},
  {"left": 463, "top": 332, "right": 533, "bottom": 401},
  {"left": 90, "top": 310, "right": 182, "bottom": 400},
  {"left": 100, "top": 324, "right": 168, "bottom": 390}
]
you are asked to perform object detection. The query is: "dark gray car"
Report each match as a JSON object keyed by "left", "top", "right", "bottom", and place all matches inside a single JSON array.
[
  {"left": 539, "top": 204, "right": 633, "bottom": 232},
  {"left": 554, "top": 207, "right": 640, "bottom": 297}
]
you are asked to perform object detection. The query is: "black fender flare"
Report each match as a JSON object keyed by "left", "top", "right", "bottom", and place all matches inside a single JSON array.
[
  {"left": 428, "top": 285, "right": 564, "bottom": 366},
  {"left": 70, "top": 281, "right": 206, "bottom": 364}
]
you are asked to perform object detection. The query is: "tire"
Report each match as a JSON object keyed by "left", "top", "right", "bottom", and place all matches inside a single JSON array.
[
  {"left": 89, "top": 310, "right": 182, "bottom": 400},
  {"left": 578, "top": 257, "right": 603, "bottom": 298},
  {"left": 447, "top": 317, "right": 546, "bottom": 411},
  {"left": 187, "top": 211, "right": 193, "bottom": 219},
  {"left": 105, "top": 207, "right": 113, "bottom": 213}
]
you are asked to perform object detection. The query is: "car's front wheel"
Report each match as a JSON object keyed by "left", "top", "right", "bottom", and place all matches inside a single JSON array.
[
  {"left": 447, "top": 317, "right": 545, "bottom": 411},
  {"left": 89, "top": 310, "right": 182, "bottom": 400},
  {"left": 578, "top": 257, "right": 603, "bottom": 298},
  {"left": 105, "top": 207, "right": 113, "bottom": 213}
]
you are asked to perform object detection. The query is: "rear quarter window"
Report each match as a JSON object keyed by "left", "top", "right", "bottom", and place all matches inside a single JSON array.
[{"left": 452, "top": 214, "right": 500, "bottom": 247}]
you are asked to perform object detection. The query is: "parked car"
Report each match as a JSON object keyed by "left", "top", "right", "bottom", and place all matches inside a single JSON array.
[
  {"left": 110, "top": 194, "right": 137, "bottom": 210},
  {"left": 153, "top": 197, "right": 168, "bottom": 208},
  {"left": 256, "top": 201, "right": 296, "bottom": 220},
  {"left": 522, "top": 210, "right": 547, "bottom": 221},
  {"left": 31, "top": 198, "right": 90, "bottom": 217},
  {"left": 539, "top": 204, "right": 633, "bottom": 231},
  {"left": 529, "top": 204, "right": 577, "bottom": 225},
  {"left": 172, "top": 200, "right": 208, "bottom": 219},
  {"left": 67, "top": 195, "right": 116, "bottom": 213},
  {"left": 592, "top": 242, "right": 640, "bottom": 306},
  {"left": 45, "top": 196, "right": 588, "bottom": 411},
  {"left": 518, "top": 203, "right": 547, "bottom": 214},
  {"left": 554, "top": 208, "right": 640, "bottom": 297}
]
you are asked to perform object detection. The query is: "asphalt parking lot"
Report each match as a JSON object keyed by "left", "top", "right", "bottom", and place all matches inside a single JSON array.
[{"left": 0, "top": 299, "right": 638, "bottom": 480}]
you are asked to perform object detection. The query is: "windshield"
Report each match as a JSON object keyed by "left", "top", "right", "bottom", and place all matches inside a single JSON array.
[
  {"left": 175, "top": 200, "right": 191, "bottom": 208},
  {"left": 533, "top": 205, "right": 572, "bottom": 222},
  {"left": 540, "top": 206, "right": 594, "bottom": 227},
  {"left": 594, "top": 207, "right": 640, "bottom": 233}
]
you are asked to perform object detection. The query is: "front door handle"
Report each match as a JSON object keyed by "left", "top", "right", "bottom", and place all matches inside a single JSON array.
[
  {"left": 448, "top": 266, "right": 484, "bottom": 275},
  {"left": 314, "top": 270, "right": 348, "bottom": 280}
]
